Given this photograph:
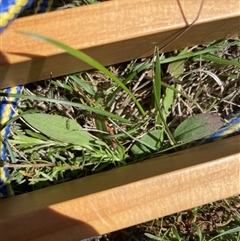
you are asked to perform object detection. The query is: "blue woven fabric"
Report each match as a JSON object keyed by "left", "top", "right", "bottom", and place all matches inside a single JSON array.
[
  {"left": 0, "top": 0, "right": 52, "bottom": 197},
  {"left": 204, "top": 112, "right": 240, "bottom": 143},
  {"left": 0, "top": 0, "right": 35, "bottom": 32}
]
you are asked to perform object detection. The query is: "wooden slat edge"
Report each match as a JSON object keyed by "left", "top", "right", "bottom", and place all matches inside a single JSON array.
[
  {"left": 1, "top": 0, "right": 239, "bottom": 88},
  {"left": 0, "top": 136, "right": 239, "bottom": 241}
]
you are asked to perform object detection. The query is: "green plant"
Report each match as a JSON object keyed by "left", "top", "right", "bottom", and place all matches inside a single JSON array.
[{"left": 1, "top": 25, "right": 239, "bottom": 240}]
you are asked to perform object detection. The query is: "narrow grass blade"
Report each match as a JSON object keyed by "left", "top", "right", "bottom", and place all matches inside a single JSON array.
[
  {"left": 0, "top": 92, "right": 131, "bottom": 124},
  {"left": 18, "top": 31, "right": 146, "bottom": 116},
  {"left": 153, "top": 48, "right": 163, "bottom": 137},
  {"left": 154, "top": 48, "right": 161, "bottom": 112},
  {"left": 162, "top": 48, "right": 187, "bottom": 119},
  {"left": 51, "top": 80, "right": 74, "bottom": 91},
  {"left": 201, "top": 55, "right": 240, "bottom": 66},
  {"left": 209, "top": 227, "right": 240, "bottom": 241},
  {"left": 69, "top": 75, "right": 96, "bottom": 96},
  {"left": 144, "top": 233, "right": 162, "bottom": 240}
]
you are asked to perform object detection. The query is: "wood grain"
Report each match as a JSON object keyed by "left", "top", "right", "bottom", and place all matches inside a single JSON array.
[
  {"left": 1, "top": 136, "right": 239, "bottom": 241},
  {"left": 1, "top": 1, "right": 239, "bottom": 240},
  {"left": 0, "top": 0, "right": 239, "bottom": 88}
]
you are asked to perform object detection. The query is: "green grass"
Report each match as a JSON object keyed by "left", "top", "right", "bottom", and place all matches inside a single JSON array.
[
  {"left": 1, "top": 0, "right": 240, "bottom": 240},
  {"left": 2, "top": 35, "right": 239, "bottom": 240}
]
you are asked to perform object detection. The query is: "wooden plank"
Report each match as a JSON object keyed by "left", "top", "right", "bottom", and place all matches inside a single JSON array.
[
  {"left": 1, "top": 136, "right": 239, "bottom": 241},
  {"left": 0, "top": 0, "right": 239, "bottom": 88}
]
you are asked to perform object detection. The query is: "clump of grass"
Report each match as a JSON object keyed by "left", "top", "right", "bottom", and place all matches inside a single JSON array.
[
  {"left": 1, "top": 1, "right": 239, "bottom": 240},
  {"left": 3, "top": 35, "right": 239, "bottom": 188},
  {"left": 2, "top": 35, "right": 239, "bottom": 240}
]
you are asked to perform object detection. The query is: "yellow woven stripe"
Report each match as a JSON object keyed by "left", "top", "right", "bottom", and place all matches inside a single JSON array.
[
  {"left": 34, "top": 0, "right": 53, "bottom": 13},
  {"left": 0, "top": 140, "right": 4, "bottom": 156},
  {"left": 0, "top": 86, "right": 18, "bottom": 160},
  {"left": 0, "top": 168, "right": 7, "bottom": 183},
  {"left": 1, "top": 102, "right": 13, "bottom": 126},
  {"left": 222, "top": 122, "right": 240, "bottom": 135},
  {"left": 0, "top": 87, "right": 19, "bottom": 126},
  {"left": 0, "top": 0, "right": 29, "bottom": 27}
]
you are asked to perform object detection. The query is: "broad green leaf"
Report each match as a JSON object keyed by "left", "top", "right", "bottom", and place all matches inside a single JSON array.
[
  {"left": 23, "top": 113, "right": 94, "bottom": 147},
  {"left": 173, "top": 113, "right": 224, "bottom": 142},
  {"left": 131, "top": 129, "right": 162, "bottom": 155}
]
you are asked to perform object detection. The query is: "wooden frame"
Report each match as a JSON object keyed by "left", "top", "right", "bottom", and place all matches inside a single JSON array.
[
  {"left": 1, "top": 136, "right": 239, "bottom": 241},
  {"left": 0, "top": 0, "right": 239, "bottom": 240},
  {"left": 0, "top": 0, "right": 239, "bottom": 88}
]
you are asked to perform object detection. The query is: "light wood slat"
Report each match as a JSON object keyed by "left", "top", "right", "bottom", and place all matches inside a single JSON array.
[
  {"left": 0, "top": 0, "right": 239, "bottom": 88},
  {"left": 1, "top": 136, "right": 239, "bottom": 241}
]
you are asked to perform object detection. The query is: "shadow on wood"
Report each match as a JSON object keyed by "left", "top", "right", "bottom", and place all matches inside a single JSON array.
[
  {"left": 0, "top": 0, "right": 239, "bottom": 88},
  {"left": 1, "top": 136, "right": 239, "bottom": 241}
]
